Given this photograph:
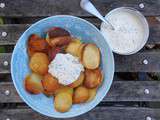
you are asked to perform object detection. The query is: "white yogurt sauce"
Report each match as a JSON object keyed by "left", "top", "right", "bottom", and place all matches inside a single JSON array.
[
  {"left": 101, "top": 9, "right": 145, "bottom": 54},
  {"left": 48, "top": 53, "right": 84, "bottom": 85}
]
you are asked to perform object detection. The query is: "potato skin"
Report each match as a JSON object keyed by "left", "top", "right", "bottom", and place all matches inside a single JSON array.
[
  {"left": 68, "top": 72, "right": 84, "bottom": 88},
  {"left": 28, "top": 34, "right": 49, "bottom": 53},
  {"left": 82, "top": 44, "right": 100, "bottom": 69},
  {"left": 65, "top": 40, "right": 82, "bottom": 56},
  {"left": 42, "top": 73, "right": 60, "bottom": 93},
  {"left": 84, "top": 68, "right": 103, "bottom": 88},
  {"left": 73, "top": 86, "right": 89, "bottom": 104},
  {"left": 54, "top": 86, "right": 73, "bottom": 96},
  {"left": 87, "top": 88, "right": 97, "bottom": 102},
  {"left": 54, "top": 92, "right": 72, "bottom": 112},
  {"left": 29, "top": 52, "right": 49, "bottom": 75},
  {"left": 24, "top": 73, "right": 43, "bottom": 94}
]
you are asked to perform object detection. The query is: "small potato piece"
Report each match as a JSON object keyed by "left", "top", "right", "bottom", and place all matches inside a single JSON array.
[
  {"left": 82, "top": 44, "right": 100, "bottom": 69},
  {"left": 29, "top": 52, "right": 49, "bottom": 75},
  {"left": 54, "top": 92, "right": 72, "bottom": 112},
  {"left": 42, "top": 73, "right": 60, "bottom": 93},
  {"left": 54, "top": 86, "right": 73, "bottom": 96},
  {"left": 87, "top": 88, "right": 97, "bottom": 102},
  {"left": 73, "top": 86, "right": 89, "bottom": 104},
  {"left": 84, "top": 68, "right": 103, "bottom": 88},
  {"left": 65, "top": 40, "right": 82, "bottom": 56},
  {"left": 68, "top": 72, "right": 84, "bottom": 88},
  {"left": 28, "top": 34, "right": 48, "bottom": 52},
  {"left": 77, "top": 44, "right": 86, "bottom": 60},
  {"left": 24, "top": 73, "right": 43, "bottom": 94},
  {"left": 50, "top": 36, "right": 72, "bottom": 47}
]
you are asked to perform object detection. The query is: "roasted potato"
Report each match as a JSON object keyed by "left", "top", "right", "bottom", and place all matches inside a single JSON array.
[
  {"left": 68, "top": 72, "right": 84, "bottom": 88},
  {"left": 46, "top": 27, "right": 70, "bottom": 46},
  {"left": 54, "top": 92, "right": 72, "bottom": 112},
  {"left": 77, "top": 44, "right": 86, "bottom": 60},
  {"left": 73, "top": 86, "right": 89, "bottom": 104},
  {"left": 42, "top": 73, "right": 61, "bottom": 93},
  {"left": 84, "top": 68, "right": 103, "bottom": 88},
  {"left": 54, "top": 86, "right": 73, "bottom": 96},
  {"left": 27, "top": 47, "right": 36, "bottom": 57},
  {"left": 82, "top": 44, "right": 100, "bottom": 69},
  {"left": 65, "top": 40, "right": 82, "bottom": 56},
  {"left": 87, "top": 88, "right": 97, "bottom": 102},
  {"left": 29, "top": 52, "right": 49, "bottom": 75},
  {"left": 47, "top": 27, "right": 70, "bottom": 38},
  {"left": 28, "top": 34, "right": 49, "bottom": 53},
  {"left": 24, "top": 73, "right": 43, "bottom": 94},
  {"left": 48, "top": 47, "right": 62, "bottom": 61},
  {"left": 49, "top": 36, "right": 72, "bottom": 47},
  {"left": 43, "top": 90, "right": 54, "bottom": 97}
]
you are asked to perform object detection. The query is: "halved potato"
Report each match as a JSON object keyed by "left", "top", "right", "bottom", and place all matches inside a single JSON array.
[
  {"left": 24, "top": 73, "right": 43, "bottom": 94},
  {"left": 50, "top": 36, "right": 72, "bottom": 47},
  {"left": 28, "top": 34, "right": 49, "bottom": 53},
  {"left": 87, "top": 88, "right": 97, "bottom": 102},
  {"left": 77, "top": 44, "right": 86, "bottom": 60},
  {"left": 73, "top": 86, "right": 89, "bottom": 104},
  {"left": 29, "top": 52, "right": 49, "bottom": 75},
  {"left": 54, "top": 92, "right": 72, "bottom": 112},
  {"left": 82, "top": 44, "right": 100, "bottom": 69},
  {"left": 46, "top": 27, "right": 71, "bottom": 47},
  {"left": 54, "top": 86, "right": 73, "bottom": 96},
  {"left": 84, "top": 68, "right": 103, "bottom": 88},
  {"left": 42, "top": 73, "right": 61, "bottom": 93},
  {"left": 65, "top": 40, "right": 82, "bottom": 56},
  {"left": 68, "top": 72, "right": 84, "bottom": 88}
]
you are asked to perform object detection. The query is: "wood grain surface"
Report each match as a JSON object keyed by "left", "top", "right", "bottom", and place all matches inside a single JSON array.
[
  {"left": 0, "top": 107, "right": 160, "bottom": 120},
  {"left": 0, "top": 0, "right": 159, "bottom": 17},
  {"left": 0, "top": 81, "right": 160, "bottom": 103}
]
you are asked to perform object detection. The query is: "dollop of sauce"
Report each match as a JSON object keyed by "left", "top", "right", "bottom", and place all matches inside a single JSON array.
[{"left": 48, "top": 53, "right": 84, "bottom": 85}]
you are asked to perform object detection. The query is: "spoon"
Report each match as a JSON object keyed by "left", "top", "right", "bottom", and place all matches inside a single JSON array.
[{"left": 80, "top": 0, "right": 115, "bottom": 30}]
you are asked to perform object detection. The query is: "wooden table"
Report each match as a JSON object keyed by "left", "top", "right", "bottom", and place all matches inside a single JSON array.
[{"left": 0, "top": 0, "right": 160, "bottom": 120}]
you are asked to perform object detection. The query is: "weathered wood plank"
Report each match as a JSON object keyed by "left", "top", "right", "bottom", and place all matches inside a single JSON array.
[
  {"left": 0, "top": 81, "right": 160, "bottom": 103},
  {"left": 0, "top": 16, "right": 160, "bottom": 45},
  {"left": 1, "top": 51, "right": 160, "bottom": 73},
  {"left": 0, "top": 107, "right": 160, "bottom": 120},
  {"left": 0, "top": 0, "right": 159, "bottom": 17}
]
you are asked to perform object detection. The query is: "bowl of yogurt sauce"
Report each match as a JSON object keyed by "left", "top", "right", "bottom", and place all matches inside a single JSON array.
[{"left": 100, "top": 7, "right": 149, "bottom": 55}]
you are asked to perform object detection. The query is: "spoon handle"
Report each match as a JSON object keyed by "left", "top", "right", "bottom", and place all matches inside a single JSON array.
[{"left": 80, "top": 0, "right": 114, "bottom": 30}]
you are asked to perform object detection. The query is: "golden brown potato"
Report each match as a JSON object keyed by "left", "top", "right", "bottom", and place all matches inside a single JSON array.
[
  {"left": 54, "top": 92, "right": 72, "bottom": 112},
  {"left": 42, "top": 73, "right": 61, "bottom": 93},
  {"left": 65, "top": 40, "right": 82, "bottom": 56},
  {"left": 87, "top": 88, "right": 97, "bottom": 102},
  {"left": 73, "top": 86, "right": 89, "bottom": 104},
  {"left": 82, "top": 44, "right": 100, "bottom": 69},
  {"left": 28, "top": 34, "right": 49, "bottom": 53},
  {"left": 43, "top": 90, "right": 54, "bottom": 97},
  {"left": 68, "top": 72, "right": 84, "bottom": 88},
  {"left": 47, "top": 27, "right": 70, "bottom": 39},
  {"left": 50, "top": 36, "right": 72, "bottom": 47},
  {"left": 29, "top": 52, "right": 49, "bottom": 75},
  {"left": 54, "top": 86, "right": 73, "bottom": 96},
  {"left": 77, "top": 44, "right": 86, "bottom": 60},
  {"left": 24, "top": 73, "right": 43, "bottom": 94},
  {"left": 84, "top": 68, "right": 103, "bottom": 88},
  {"left": 27, "top": 47, "right": 36, "bottom": 57}
]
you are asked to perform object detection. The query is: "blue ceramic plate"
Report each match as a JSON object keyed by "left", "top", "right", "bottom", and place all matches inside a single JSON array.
[{"left": 11, "top": 15, "right": 114, "bottom": 118}]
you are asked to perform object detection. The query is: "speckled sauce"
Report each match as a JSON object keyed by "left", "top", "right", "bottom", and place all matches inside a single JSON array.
[
  {"left": 101, "top": 9, "right": 145, "bottom": 54},
  {"left": 48, "top": 53, "right": 84, "bottom": 85}
]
